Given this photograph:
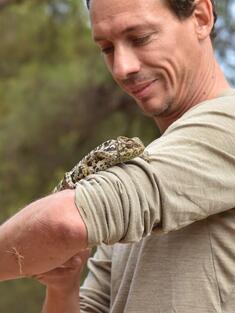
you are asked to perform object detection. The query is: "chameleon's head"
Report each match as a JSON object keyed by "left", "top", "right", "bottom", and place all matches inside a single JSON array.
[{"left": 116, "top": 136, "right": 145, "bottom": 161}]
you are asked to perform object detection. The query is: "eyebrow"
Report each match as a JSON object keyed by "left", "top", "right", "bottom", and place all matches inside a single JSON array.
[{"left": 93, "top": 23, "right": 154, "bottom": 42}]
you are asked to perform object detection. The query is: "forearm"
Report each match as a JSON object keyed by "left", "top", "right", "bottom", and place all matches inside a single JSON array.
[
  {"left": 41, "top": 288, "right": 80, "bottom": 313},
  {"left": 0, "top": 190, "right": 88, "bottom": 281}
]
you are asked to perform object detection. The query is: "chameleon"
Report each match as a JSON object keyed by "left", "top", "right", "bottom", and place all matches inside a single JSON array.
[{"left": 53, "top": 136, "right": 148, "bottom": 192}]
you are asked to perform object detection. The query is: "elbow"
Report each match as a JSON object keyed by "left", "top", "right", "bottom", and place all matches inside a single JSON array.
[
  {"left": 32, "top": 189, "right": 88, "bottom": 254},
  {"left": 47, "top": 189, "right": 88, "bottom": 251}
]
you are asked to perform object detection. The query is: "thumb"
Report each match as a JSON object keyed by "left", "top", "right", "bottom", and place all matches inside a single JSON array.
[{"left": 61, "top": 248, "right": 91, "bottom": 269}]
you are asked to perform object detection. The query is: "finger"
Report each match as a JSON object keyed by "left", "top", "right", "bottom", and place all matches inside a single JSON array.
[
  {"left": 73, "top": 248, "right": 91, "bottom": 263},
  {"left": 61, "top": 249, "right": 91, "bottom": 267},
  {"left": 78, "top": 248, "right": 91, "bottom": 260},
  {"left": 32, "top": 249, "right": 91, "bottom": 280},
  {"left": 33, "top": 264, "right": 77, "bottom": 280}
]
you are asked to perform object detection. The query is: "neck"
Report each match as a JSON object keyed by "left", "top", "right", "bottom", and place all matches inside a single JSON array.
[{"left": 155, "top": 44, "right": 231, "bottom": 134}]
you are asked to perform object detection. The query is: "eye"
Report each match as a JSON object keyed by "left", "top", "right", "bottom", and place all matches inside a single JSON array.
[
  {"left": 101, "top": 45, "right": 114, "bottom": 55},
  {"left": 132, "top": 34, "right": 152, "bottom": 46},
  {"left": 125, "top": 141, "right": 134, "bottom": 148}
]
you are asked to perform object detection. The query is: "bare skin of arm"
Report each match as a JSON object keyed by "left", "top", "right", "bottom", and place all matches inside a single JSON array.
[
  {"left": 37, "top": 250, "right": 90, "bottom": 313},
  {"left": 0, "top": 190, "right": 88, "bottom": 281}
]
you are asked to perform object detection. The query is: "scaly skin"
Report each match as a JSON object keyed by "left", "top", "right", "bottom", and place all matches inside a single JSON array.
[{"left": 54, "top": 136, "right": 148, "bottom": 192}]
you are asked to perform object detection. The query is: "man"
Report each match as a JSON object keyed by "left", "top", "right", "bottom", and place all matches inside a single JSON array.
[{"left": 0, "top": 0, "right": 235, "bottom": 312}]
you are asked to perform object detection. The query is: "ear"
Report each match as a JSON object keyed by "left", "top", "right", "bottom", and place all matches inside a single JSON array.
[{"left": 193, "top": 0, "right": 214, "bottom": 40}]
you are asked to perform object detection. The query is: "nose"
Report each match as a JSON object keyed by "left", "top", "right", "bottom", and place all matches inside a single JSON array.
[{"left": 111, "top": 46, "right": 140, "bottom": 80}]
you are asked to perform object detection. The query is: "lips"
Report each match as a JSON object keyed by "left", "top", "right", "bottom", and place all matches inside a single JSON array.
[{"left": 126, "top": 79, "right": 158, "bottom": 98}]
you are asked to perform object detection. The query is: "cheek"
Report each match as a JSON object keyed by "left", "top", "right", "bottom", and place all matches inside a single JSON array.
[
  {"left": 139, "top": 25, "right": 199, "bottom": 78},
  {"left": 144, "top": 44, "right": 197, "bottom": 91},
  {"left": 139, "top": 51, "right": 180, "bottom": 90}
]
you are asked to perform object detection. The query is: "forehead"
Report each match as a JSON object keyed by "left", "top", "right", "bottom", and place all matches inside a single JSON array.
[{"left": 90, "top": 0, "right": 170, "bottom": 39}]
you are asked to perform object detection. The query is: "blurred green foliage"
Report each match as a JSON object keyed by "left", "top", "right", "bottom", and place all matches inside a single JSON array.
[{"left": 0, "top": 0, "right": 234, "bottom": 312}]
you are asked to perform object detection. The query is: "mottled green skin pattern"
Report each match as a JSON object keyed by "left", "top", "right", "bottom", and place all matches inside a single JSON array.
[{"left": 54, "top": 136, "right": 147, "bottom": 192}]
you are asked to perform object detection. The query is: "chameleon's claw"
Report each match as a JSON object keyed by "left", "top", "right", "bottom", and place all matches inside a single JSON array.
[{"left": 140, "top": 151, "right": 150, "bottom": 163}]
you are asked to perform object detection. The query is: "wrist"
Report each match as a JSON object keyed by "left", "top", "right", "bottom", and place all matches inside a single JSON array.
[
  {"left": 46, "top": 285, "right": 79, "bottom": 299},
  {"left": 43, "top": 287, "right": 80, "bottom": 313}
]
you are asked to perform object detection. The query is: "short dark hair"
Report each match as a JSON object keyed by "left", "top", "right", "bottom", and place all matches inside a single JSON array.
[{"left": 86, "top": 0, "right": 217, "bottom": 39}]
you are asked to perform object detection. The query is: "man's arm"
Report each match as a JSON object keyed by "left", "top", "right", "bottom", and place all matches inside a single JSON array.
[
  {"left": 0, "top": 189, "right": 88, "bottom": 281},
  {"left": 36, "top": 246, "right": 111, "bottom": 313},
  {"left": 72, "top": 96, "right": 235, "bottom": 247},
  {"left": 41, "top": 288, "right": 80, "bottom": 313}
]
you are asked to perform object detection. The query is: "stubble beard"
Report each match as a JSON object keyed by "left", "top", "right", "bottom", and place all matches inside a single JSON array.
[{"left": 135, "top": 93, "right": 174, "bottom": 119}]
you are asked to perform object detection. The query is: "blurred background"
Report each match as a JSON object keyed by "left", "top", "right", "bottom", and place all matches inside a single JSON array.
[{"left": 0, "top": 0, "right": 234, "bottom": 311}]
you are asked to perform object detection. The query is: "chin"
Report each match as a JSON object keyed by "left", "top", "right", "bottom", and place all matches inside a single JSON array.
[{"left": 136, "top": 97, "right": 171, "bottom": 117}]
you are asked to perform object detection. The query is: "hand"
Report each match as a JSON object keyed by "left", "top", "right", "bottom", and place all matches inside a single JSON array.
[
  {"left": 34, "top": 249, "right": 90, "bottom": 293},
  {"left": 35, "top": 250, "right": 90, "bottom": 313}
]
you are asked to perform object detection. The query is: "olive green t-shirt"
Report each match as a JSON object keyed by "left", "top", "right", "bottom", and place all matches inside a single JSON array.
[{"left": 76, "top": 89, "right": 235, "bottom": 313}]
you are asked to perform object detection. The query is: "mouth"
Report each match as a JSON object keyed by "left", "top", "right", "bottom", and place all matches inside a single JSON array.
[{"left": 126, "top": 79, "right": 158, "bottom": 99}]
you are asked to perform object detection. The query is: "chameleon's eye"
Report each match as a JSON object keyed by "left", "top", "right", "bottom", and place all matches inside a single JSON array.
[{"left": 125, "top": 141, "right": 134, "bottom": 148}]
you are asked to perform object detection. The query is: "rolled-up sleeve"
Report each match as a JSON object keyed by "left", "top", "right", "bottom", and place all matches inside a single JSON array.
[
  {"left": 75, "top": 95, "right": 235, "bottom": 247},
  {"left": 75, "top": 158, "right": 161, "bottom": 247}
]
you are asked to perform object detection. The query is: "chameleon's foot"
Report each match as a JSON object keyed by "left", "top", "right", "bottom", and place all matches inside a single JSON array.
[{"left": 140, "top": 151, "right": 150, "bottom": 163}]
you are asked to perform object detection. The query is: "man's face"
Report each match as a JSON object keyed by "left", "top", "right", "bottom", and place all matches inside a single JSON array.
[{"left": 90, "top": 0, "right": 202, "bottom": 118}]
